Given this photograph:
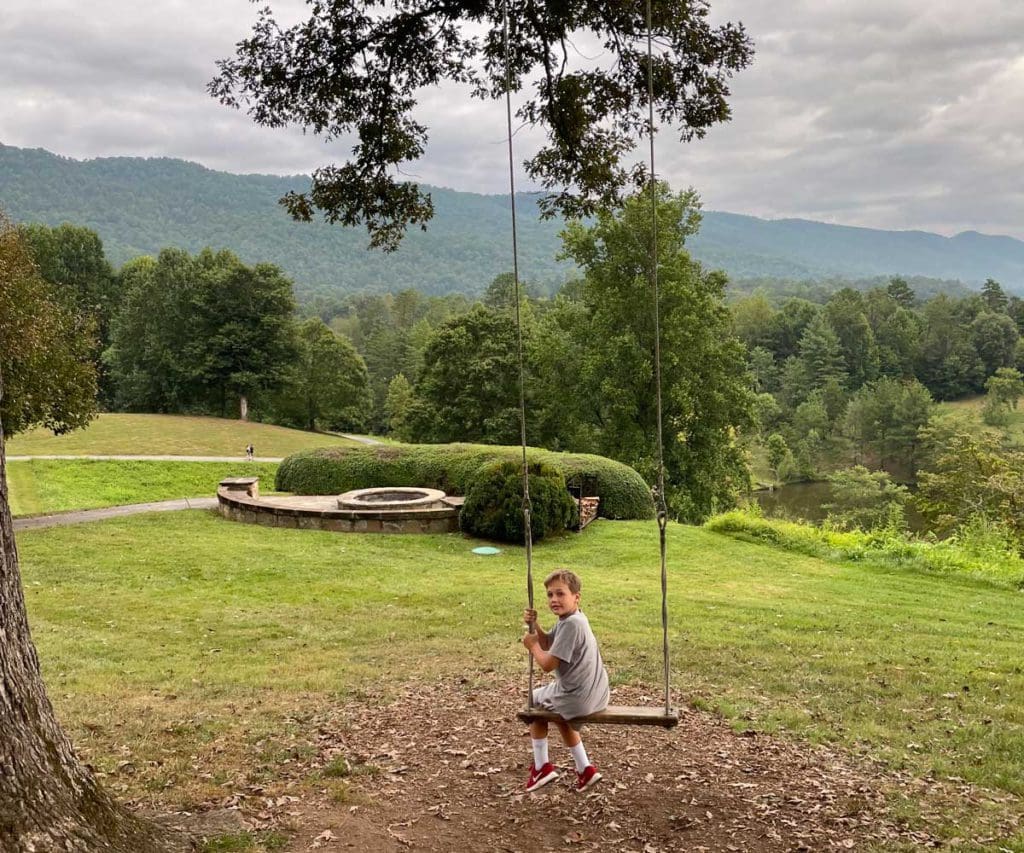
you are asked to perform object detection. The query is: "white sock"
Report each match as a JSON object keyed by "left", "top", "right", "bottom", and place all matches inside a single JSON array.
[
  {"left": 532, "top": 738, "right": 549, "bottom": 769},
  {"left": 569, "top": 742, "right": 590, "bottom": 772}
]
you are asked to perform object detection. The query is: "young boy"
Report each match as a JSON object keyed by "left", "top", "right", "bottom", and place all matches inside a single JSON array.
[{"left": 522, "top": 569, "right": 609, "bottom": 792}]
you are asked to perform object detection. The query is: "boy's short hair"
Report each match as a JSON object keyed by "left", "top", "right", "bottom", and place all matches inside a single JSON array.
[{"left": 544, "top": 569, "right": 581, "bottom": 594}]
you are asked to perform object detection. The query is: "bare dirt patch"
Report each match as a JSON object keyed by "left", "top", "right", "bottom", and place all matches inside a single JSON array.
[{"left": 156, "top": 675, "right": 1023, "bottom": 852}]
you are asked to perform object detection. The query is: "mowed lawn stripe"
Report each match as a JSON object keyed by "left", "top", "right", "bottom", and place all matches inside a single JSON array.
[
  {"left": 6, "top": 460, "right": 280, "bottom": 516},
  {"left": 5, "top": 412, "right": 361, "bottom": 457}
]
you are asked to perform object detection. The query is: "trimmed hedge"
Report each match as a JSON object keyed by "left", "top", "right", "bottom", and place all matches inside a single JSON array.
[
  {"left": 275, "top": 442, "right": 654, "bottom": 520},
  {"left": 461, "top": 461, "right": 579, "bottom": 543}
]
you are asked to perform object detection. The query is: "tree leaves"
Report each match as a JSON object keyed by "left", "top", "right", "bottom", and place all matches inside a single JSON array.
[{"left": 210, "top": 0, "right": 754, "bottom": 250}]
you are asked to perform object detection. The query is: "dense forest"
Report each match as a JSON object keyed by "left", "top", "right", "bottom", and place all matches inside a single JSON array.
[
  {"left": 3, "top": 144, "right": 1024, "bottom": 300},
  {"left": 14, "top": 194, "right": 1024, "bottom": 542}
]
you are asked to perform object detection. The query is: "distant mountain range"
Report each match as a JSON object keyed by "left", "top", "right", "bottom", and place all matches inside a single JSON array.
[{"left": 2, "top": 143, "right": 1023, "bottom": 299}]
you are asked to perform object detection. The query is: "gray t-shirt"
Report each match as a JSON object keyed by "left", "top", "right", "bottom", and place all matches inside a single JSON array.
[{"left": 540, "top": 610, "right": 610, "bottom": 719}]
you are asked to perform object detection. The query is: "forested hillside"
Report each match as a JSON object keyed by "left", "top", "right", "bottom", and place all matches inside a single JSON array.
[{"left": 3, "top": 143, "right": 1023, "bottom": 298}]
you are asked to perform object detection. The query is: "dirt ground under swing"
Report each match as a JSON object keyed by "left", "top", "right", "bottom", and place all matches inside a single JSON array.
[{"left": 155, "top": 675, "right": 1024, "bottom": 852}]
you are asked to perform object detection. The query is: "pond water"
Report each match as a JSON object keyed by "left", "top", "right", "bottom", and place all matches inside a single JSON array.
[{"left": 751, "top": 481, "right": 930, "bottom": 534}]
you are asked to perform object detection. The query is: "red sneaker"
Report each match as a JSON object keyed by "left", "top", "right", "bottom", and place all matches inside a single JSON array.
[
  {"left": 525, "top": 761, "right": 558, "bottom": 792},
  {"left": 576, "top": 765, "right": 602, "bottom": 791}
]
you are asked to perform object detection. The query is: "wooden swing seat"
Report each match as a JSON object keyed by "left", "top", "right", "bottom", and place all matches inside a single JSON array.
[{"left": 518, "top": 705, "right": 679, "bottom": 728}]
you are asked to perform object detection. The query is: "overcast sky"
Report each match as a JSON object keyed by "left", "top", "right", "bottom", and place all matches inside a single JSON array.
[{"left": 2, "top": 0, "right": 1022, "bottom": 238}]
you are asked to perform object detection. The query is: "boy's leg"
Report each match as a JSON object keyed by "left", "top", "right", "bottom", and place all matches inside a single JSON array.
[
  {"left": 529, "top": 720, "right": 550, "bottom": 767},
  {"left": 525, "top": 720, "right": 557, "bottom": 792},
  {"left": 554, "top": 720, "right": 601, "bottom": 791}
]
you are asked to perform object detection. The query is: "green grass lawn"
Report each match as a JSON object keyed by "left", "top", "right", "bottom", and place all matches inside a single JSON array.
[
  {"left": 939, "top": 395, "right": 1024, "bottom": 446},
  {"left": 6, "top": 413, "right": 360, "bottom": 457},
  {"left": 15, "top": 511, "right": 1024, "bottom": 842},
  {"left": 7, "top": 460, "right": 280, "bottom": 516}
]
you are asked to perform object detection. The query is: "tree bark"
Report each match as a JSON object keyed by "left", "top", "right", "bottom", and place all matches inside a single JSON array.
[
  {"left": 0, "top": 414, "right": 187, "bottom": 850},
  {"left": 239, "top": 394, "right": 249, "bottom": 422}
]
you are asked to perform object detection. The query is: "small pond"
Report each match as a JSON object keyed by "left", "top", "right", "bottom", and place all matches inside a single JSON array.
[{"left": 751, "top": 481, "right": 929, "bottom": 534}]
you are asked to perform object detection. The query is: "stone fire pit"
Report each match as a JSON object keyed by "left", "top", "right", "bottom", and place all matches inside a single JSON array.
[
  {"left": 337, "top": 487, "right": 447, "bottom": 511},
  {"left": 217, "top": 478, "right": 462, "bottom": 534}
]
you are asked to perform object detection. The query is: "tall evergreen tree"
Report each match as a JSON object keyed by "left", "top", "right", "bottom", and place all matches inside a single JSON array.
[
  {"left": 798, "top": 314, "right": 848, "bottom": 390},
  {"left": 981, "top": 278, "right": 1008, "bottom": 313},
  {"left": 886, "top": 275, "right": 916, "bottom": 308}
]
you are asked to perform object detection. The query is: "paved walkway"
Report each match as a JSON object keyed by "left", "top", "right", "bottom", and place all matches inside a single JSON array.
[
  {"left": 9, "top": 439, "right": 381, "bottom": 529},
  {"left": 13, "top": 498, "right": 220, "bottom": 531},
  {"left": 335, "top": 433, "right": 382, "bottom": 445}
]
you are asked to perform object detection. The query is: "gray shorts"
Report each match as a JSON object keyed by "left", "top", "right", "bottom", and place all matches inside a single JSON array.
[{"left": 531, "top": 684, "right": 585, "bottom": 730}]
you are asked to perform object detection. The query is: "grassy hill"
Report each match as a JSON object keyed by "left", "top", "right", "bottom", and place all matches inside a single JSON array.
[
  {"left": 5, "top": 413, "right": 359, "bottom": 457},
  {"left": 4, "top": 143, "right": 1023, "bottom": 298}
]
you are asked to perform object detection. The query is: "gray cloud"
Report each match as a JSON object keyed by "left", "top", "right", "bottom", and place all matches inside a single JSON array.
[{"left": 1, "top": 0, "right": 1022, "bottom": 238}]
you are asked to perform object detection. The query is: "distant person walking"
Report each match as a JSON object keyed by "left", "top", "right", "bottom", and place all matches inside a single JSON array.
[{"left": 245, "top": 443, "right": 254, "bottom": 461}]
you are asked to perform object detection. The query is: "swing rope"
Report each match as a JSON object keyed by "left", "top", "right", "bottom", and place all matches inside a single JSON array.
[
  {"left": 645, "top": 0, "right": 672, "bottom": 719},
  {"left": 502, "top": 0, "right": 535, "bottom": 711},
  {"left": 506, "top": 0, "right": 674, "bottom": 724}
]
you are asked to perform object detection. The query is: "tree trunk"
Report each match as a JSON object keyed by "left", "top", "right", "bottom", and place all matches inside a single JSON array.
[
  {"left": 239, "top": 394, "right": 249, "bottom": 422},
  {"left": 0, "top": 416, "right": 187, "bottom": 850}
]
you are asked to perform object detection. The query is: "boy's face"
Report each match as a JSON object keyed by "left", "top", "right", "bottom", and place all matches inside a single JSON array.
[{"left": 545, "top": 581, "right": 580, "bottom": 618}]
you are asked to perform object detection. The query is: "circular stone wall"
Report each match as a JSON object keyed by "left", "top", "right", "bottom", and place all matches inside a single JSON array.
[
  {"left": 338, "top": 486, "right": 447, "bottom": 511},
  {"left": 217, "top": 478, "right": 461, "bottom": 534}
]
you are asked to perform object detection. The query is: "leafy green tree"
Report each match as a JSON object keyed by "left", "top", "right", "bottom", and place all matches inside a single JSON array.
[
  {"left": 527, "top": 295, "right": 601, "bottom": 452},
  {"left": 107, "top": 249, "right": 298, "bottom": 417},
  {"left": 483, "top": 272, "right": 539, "bottom": 309},
  {"left": 823, "top": 288, "right": 879, "bottom": 388},
  {"left": 982, "top": 367, "right": 1024, "bottom": 427},
  {"left": 970, "top": 311, "right": 1019, "bottom": 377},
  {"left": 981, "top": 278, "right": 1008, "bottom": 313},
  {"left": 824, "top": 466, "right": 907, "bottom": 532},
  {"left": 886, "top": 276, "right": 915, "bottom": 308},
  {"left": 986, "top": 367, "right": 1024, "bottom": 409},
  {"left": 211, "top": 0, "right": 754, "bottom": 249},
  {"left": 916, "top": 294, "right": 984, "bottom": 399},
  {"left": 766, "top": 298, "right": 818, "bottom": 361},
  {"left": 747, "top": 346, "right": 780, "bottom": 394},
  {"left": 384, "top": 373, "right": 415, "bottom": 440},
  {"left": 105, "top": 253, "right": 197, "bottom": 412},
  {"left": 18, "top": 223, "right": 117, "bottom": 326},
  {"left": 842, "top": 377, "right": 933, "bottom": 473},
  {"left": 190, "top": 250, "right": 299, "bottom": 418},
  {"left": 408, "top": 305, "right": 522, "bottom": 444},
  {"left": 0, "top": 217, "right": 97, "bottom": 436},
  {"left": 775, "top": 355, "right": 810, "bottom": 412},
  {"left": 268, "top": 319, "right": 371, "bottom": 431},
  {"left": 730, "top": 292, "right": 776, "bottom": 351},
  {"left": 560, "top": 184, "right": 754, "bottom": 521},
  {"left": 765, "top": 433, "right": 789, "bottom": 482},
  {"left": 751, "top": 392, "right": 782, "bottom": 438},
  {"left": 18, "top": 222, "right": 117, "bottom": 403},
  {"left": 790, "top": 391, "right": 831, "bottom": 440},
  {"left": 0, "top": 214, "right": 172, "bottom": 849},
  {"left": 864, "top": 288, "right": 919, "bottom": 379},
  {"left": 915, "top": 428, "right": 1024, "bottom": 544},
  {"left": 1008, "top": 295, "right": 1024, "bottom": 335}
]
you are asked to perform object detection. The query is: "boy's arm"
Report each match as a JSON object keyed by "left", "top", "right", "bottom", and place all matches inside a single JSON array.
[
  {"left": 523, "top": 634, "right": 561, "bottom": 673},
  {"left": 523, "top": 609, "right": 553, "bottom": 650}
]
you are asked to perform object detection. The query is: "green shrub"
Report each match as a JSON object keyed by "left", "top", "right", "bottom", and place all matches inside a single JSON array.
[
  {"left": 706, "top": 509, "right": 1024, "bottom": 589},
  {"left": 461, "top": 461, "right": 578, "bottom": 543},
  {"left": 275, "top": 443, "right": 654, "bottom": 520}
]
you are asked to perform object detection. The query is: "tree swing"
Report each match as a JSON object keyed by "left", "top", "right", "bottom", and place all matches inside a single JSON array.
[{"left": 500, "top": 0, "right": 679, "bottom": 730}]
